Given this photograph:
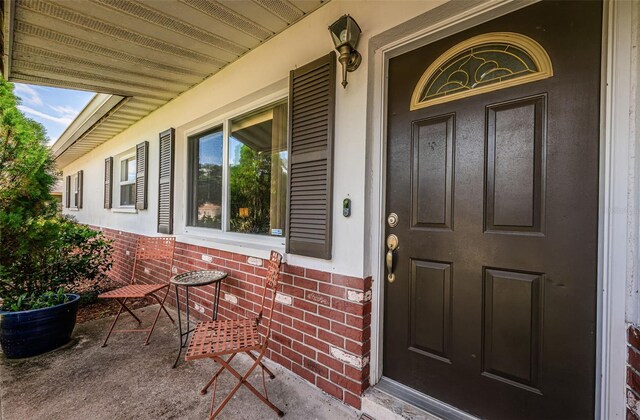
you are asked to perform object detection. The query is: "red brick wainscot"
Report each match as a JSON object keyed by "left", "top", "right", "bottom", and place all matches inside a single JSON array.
[
  {"left": 98, "top": 227, "right": 372, "bottom": 409},
  {"left": 629, "top": 326, "right": 640, "bottom": 418}
]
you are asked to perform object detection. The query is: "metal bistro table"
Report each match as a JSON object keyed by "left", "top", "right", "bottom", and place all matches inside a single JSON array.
[{"left": 170, "top": 270, "right": 227, "bottom": 368}]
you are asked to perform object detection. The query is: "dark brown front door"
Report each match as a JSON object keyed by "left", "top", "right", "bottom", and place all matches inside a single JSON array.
[{"left": 384, "top": 2, "right": 602, "bottom": 419}]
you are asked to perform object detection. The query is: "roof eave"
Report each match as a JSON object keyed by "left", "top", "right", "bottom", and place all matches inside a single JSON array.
[{"left": 51, "top": 93, "right": 126, "bottom": 161}]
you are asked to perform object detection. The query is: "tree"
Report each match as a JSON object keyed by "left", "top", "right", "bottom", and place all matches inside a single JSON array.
[
  {"left": 0, "top": 80, "right": 57, "bottom": 223},
  {"left": 229, "top": 143, "right": 272, "bottom": 234},
  {"left": 0, "top": 80, "right": 113, "bottom": 311}
]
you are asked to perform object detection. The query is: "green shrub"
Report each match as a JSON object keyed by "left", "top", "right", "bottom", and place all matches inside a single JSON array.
[
  {"left": 0, "top": 80, "right": 114, "bottom": 311},
  {"left": 0, "top": 215, "right": 113, "bottom": 311}
]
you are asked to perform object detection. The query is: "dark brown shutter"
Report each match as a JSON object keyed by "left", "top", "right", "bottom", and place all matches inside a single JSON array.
[
  {"left": 104, "top": 157, "right": 113, "bottom": 209},
  {"left": 158, "top": 128, "right": 175, "bottom": 234},
  {"left": 286, "top": 52, "right": 336, "bottom": 259},
  {"left": 135, "top": 141, "right": 148, "bottom": 210},
  {"left": 65, "top": 175, "right": 71, "bottom": 208},
  {"left": 77, "top": 170, "right": 83, "bottom": 209}
]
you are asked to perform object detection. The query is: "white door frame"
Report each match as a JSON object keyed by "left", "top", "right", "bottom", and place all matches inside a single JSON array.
[{"left": 365, "top": 1, "right": 634, "bottom": 418}]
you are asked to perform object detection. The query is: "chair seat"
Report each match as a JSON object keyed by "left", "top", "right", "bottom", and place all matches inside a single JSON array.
[
  {"left": 185, "top": 319, "right": 261, "bottom": 360},
  {"left": 98, "top": 283, "right": 168, "bottom": 299}
]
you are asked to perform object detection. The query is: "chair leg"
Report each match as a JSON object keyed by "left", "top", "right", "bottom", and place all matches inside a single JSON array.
[
  {"left": 151, "top": 287, "right": 175, "bottom": 323},
  {"left": 144, "top": 287, "right": 171, "bottom": 345},
  {"left": 102, "top": 298, "right": 128, "bottom": 347},
  {"left": 200, "top": 353, "right": 237, "bottom": 395},
  {"left": 209, "top": 355, "right": 284, "bottom": 419},
  {"left": 246, "top": 350, "right": 275, "bottom": 379},
  {"left": 117, "top": 298, "right": 142, "bottom": 323}
]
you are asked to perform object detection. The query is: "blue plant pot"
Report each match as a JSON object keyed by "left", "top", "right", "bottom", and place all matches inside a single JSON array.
[{"left": 0, "top": 294, "right": 80, "bottom": 359}]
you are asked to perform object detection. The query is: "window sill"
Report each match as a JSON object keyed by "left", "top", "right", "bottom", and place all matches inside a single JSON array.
[
  {"left": 176, "top": 230, "right": 286, "bottom": 261},
  {"left": 111, "top": 207, "right": 138, "bottom": 214},
  {"left": 68, "top": 208, "right": 79, "bottom": 212}
]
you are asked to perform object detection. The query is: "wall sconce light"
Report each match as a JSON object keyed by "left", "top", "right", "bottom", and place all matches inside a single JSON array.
[{"left": 329, "top": 15, "right": 362, "bottom": 88}]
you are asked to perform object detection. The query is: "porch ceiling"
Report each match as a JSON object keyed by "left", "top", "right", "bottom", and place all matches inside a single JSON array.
[{"left": 1, "top": 0, "right": 327, "bottom": 166}]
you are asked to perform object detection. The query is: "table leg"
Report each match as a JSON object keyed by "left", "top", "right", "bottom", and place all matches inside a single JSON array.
[
  {"left": 212, "top": 281, "right": 221, "bottom": 321},
  {"left": 185, "top": 286, "right": 190, "bottom": 335},
  {"left": 172, "top": 284, "right": 183, "bottom": 369}
]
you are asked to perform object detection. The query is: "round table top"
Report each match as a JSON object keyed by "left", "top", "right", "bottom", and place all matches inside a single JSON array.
[{"left": 170, "top": 270, "right": 227, "bottom": 287}]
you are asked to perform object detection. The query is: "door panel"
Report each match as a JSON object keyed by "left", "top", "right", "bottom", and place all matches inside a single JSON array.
[
  {"left": 384, "top": 2, "right": 601, "bottom": 418},
  {"left": 411, "top": 115, "right": 454, "bottom": 229},
  {"left": 486, "top": 96, "right": 545, "bottom": 233}
]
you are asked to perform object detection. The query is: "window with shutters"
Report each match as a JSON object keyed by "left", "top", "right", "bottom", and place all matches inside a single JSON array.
[{"left": 186, "top": 99, "right": 288, "bottom": 240}]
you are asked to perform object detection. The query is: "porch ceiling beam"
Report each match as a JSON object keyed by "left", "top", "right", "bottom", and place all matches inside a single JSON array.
[{"left": 1, "top": 0, "right": 15, "bottom": 79}]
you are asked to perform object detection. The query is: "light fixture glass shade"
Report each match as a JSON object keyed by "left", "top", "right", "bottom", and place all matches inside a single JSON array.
[{"left": 329, "top": 15, "right": 361, "bottom": 50}]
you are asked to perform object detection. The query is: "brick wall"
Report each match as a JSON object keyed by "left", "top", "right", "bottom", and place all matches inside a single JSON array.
[
  {"left": 629, "top": 326, "right": 640, "bottom": 418},
  {"left": 99, "top": 227, "right": 372, "bottom": 409}
]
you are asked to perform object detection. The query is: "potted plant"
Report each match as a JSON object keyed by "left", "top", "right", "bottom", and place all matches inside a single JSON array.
[{"left": 0, "top": 80, "right": 113, "bottom": 358}]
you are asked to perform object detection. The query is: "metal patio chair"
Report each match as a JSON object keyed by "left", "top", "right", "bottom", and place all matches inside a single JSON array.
[
  {"left": 185, "top": 251, "right": 284, "bottom": 419},
  {"left": 98, "top": 236, "right": 176, "bottom": 347}
]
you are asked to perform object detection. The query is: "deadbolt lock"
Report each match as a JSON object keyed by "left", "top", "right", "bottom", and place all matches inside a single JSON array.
[{"left": 387, "top": 213, "right": 398, "bottom": 228}]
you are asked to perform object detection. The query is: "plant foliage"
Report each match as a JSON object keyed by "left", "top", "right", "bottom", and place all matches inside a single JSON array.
[{"left": 0, "top": 80, "right": 113, "bottom": 311}]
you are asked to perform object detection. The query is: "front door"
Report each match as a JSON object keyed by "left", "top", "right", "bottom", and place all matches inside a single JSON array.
[{"left": 384, "top": 2, "right": 602, "bottom": 418}]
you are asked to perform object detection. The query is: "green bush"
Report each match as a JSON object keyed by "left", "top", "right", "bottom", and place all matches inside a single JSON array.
[
  {"left": 0, "top": 80, "right": 113, "bottom": 311},
  {"left": 0, "top": 215, "right": 113, "bottom": 311}
]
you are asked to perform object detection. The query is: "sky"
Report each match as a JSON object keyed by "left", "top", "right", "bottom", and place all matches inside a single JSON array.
[{"left": 13, "top": 83, "right": 95, "bottom": 144}]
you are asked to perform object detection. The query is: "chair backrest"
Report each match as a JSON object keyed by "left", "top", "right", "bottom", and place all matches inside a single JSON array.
[
  {"left": 129, "top": 236, "right": 176, "bottom": 284},
  {"left": 257, "top": 251, "right": 283, "bottom": 341}
]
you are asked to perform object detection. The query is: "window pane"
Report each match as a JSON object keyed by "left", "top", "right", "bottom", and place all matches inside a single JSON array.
[
  {"left": 73, "top": 175, "right": 78, "bottom": 207},
  {"left": 191, "top": 128, "right": 223, "bottom": 229},
  {"left": 120, "top": 157, "right": 135, "bottom": 182},
  {"left": 229, "top": 101, "right": 288, "bottom": 236},
  {"left": 120, "top": 184, "right": 135, "bottom": 206}
]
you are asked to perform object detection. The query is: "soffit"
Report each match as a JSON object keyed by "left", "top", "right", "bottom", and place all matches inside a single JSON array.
[{"left": 2, "top": 0, "right": 327, "bottom": 166}]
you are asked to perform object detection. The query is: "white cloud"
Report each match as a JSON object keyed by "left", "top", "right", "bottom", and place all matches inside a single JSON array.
[
  {"left": 13, "top": 84, "right": 44, "bottom": 106},
  {"left": 18, "top": 105, "right": 73, "bottom": 126},
  {"left": 48, "top": 104, "right": 79, "bottom": 118}
]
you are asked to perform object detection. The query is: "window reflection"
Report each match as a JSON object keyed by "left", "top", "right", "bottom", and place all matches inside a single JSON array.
[
  {"left": 190, "top": 128, "right": 223, "bottom": 229},
  {"left": 229, "top": 101, "right": 288, "bottom": 236}
]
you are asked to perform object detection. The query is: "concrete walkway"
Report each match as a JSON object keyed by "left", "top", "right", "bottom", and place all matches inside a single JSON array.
[{"left": 0, "top": 305, "right": 359, "bottom": 420}]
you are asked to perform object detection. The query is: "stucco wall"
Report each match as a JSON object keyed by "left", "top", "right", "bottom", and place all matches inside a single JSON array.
[{"left": 61, "top": 0, "right": 446, "bottom": 278}]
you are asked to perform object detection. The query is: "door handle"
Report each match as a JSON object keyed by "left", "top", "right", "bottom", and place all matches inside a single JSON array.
[{"left": 386, "top": 234, "right": 398, "bottom": 283}]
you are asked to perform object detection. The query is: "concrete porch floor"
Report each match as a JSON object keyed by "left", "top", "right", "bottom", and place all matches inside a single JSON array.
[{"left": 0, "top": 305, "right": 359, "bottom": 420}]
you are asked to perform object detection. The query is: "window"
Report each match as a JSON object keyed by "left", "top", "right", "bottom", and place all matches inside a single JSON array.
[
  {"left": 188, "top": 100, "right": 288, "bottom": 238},
  {"left": 72, "top": 173, "right": 79, "bottom": 208},
  {"left": 119, "top": 154, "right": 136, "bottom": 207},
  {"left": 66, "top": 170, "right": 83, "bottom": 209},
  {"left": 411, "top": 32, "right": 553, "bottom": 110}
]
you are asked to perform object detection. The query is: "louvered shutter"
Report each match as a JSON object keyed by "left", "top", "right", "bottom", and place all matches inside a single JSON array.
[
  {"left": 65, "top": 175, "right": 71, "bottom": 208},
  {"left": 77, "top": 170, "right": 83, "bottom": 209},
  {"left": 286, "top": 52, "right": 336, "bottom": 259},
  {"left": 135, "top": 141, "right": 148, "bottom": 210},
  {"left": 157, "top": 128, "right": 175, "bottom": 234},
  {"left": 104, "top": 157, "right": 113, "bottom": 209}
]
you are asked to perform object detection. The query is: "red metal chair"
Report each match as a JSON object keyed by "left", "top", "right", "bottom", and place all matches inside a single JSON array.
[
  {"left": 98, "top": 236, "right": 176, "bottom": 347},
  {"left": 185, "top": 251, "right": 284, "bottom": 419}
]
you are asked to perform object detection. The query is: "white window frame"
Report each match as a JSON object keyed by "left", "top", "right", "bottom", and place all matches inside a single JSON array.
[
  {"left": 111, "top": 149, "right": 137, "bottom": 213},
  {"left": 183, "top": 91, "right": 288, "bottom": 250}
]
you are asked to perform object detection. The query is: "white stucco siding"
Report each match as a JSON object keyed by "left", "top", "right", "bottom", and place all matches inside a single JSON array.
[{"left": 61, "top": 0, "right": 446, "bottom": 278}]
